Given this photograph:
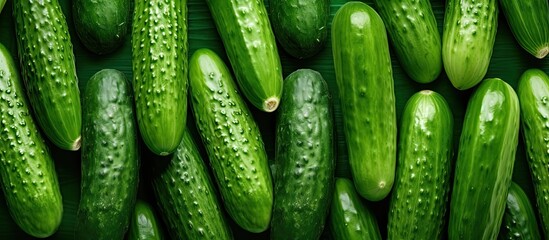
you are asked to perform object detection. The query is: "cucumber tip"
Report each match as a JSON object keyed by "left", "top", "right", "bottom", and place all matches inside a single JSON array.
[
  {"left": 536, "top": 46, "right": 549, "bottom": 59},
  {"left": 71, "top": 136, "right": 82, "bottom": 151},
  {"left": 263, "top": 97, "right": 279, "bottom": 112}
]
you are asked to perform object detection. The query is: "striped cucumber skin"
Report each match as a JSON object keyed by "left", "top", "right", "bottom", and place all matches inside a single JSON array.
[
  {"left": 271, "top": 69, "right": 334, "bottom": 240},
  {"left": 0, "top": 43, "right": 62, "bottom": 238},
  {"left": 131, "top": 0, "right": 187, "bottom": 156},
  {"left": 205, "top": 0, "right": 283, "bottom": 112},
  {"left": 498, "top": 182, "right": 541, "bottom": 240},
  {"left": 13, "top": 0, "right": 82, "bottom": 151},
  {"left": 387, "top": 90, "right": 453, "bottom": 240},
  {"left": 517, "top": 69, "right": 549, "bottom": 236},
  {"left": 332, "top": 1, "right": 397, "bottom": 201},
  {"left": 442, "top": 0, "right": 498, "bottom": 90},
  {"left": 189, "top": 48, "right": 273, "bottom": 233},
  {"left": 128, "top": 200, "right": 164, "bottom": 240},
  {"left": 499, "top": 0, "right": 549, "bottom": 59},
  {"left": 449, "top": 78, "right": 520, "bottom": 240},
  {"left": 374, "top": 0, "right": 442, "bottom": 83},
  {"left": 330, "top": 178, "right": 382, "bottom": 240}
]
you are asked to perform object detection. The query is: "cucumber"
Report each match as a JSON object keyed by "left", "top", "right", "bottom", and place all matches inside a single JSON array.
[
  {"left": 498, "top": 182, "right": 542, "bottom": 240},
  {"left": 205, "top": 0, "right": 283, "bottom": 112},
  {"left": 0, "top": 0, "right": 5, "bottom": 14},
  {"left": 189, "top": 48, "right": 273, "bottom": 233},
  {"left": 387, "top": 90, "right": 453, "bottom": 239},
  {"left": 499, "top": 0, "right": 549, "bottom": 59},
  {"left": 73, "top": 0, "right": 130, "bottom": 55},
  {"left": 271, "top": 69, "right": 334, "bottom": 240},
  {"left": 131, "top": 0, "right": 187, "bottom": 156},
  {"left": 330, "top": 178, "right": 382, "bottom": 240},
  {"left": 332, "top": 1, "right": 397, "bottom": 201},
  {"left": 76, "top": 69, "right": 139, "bottom": 240},
  {"left": 13, "top": 0, "right": 82, "bottom": 151},
  {"left": 448, "top": 78, "right": 520, "bottom": 240},
  {"left": 517, "top": 68, "right": 549, "bottom": 236},
  {"left": 374, "top": 0, "right": 442, "bottom": 83},
  {"left": 128, "top": 200, "right": 164, "bottom": 240},
  {"left": 269, "top": 0, "right": 329, "bottom": 59},
  {"left": 151, "top": 129, "right": 233, "bottom": 240},
  {"left": 442, "top": 0, "right": 498, "bottom": 90},
  {"left": 0, "top": 43, "right": 62, "bottom": 238}
]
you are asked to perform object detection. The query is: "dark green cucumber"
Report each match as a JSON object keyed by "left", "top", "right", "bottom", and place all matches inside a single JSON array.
[
  {"left": 387, "top": 90, "right": 453, "bottom": 239},
  {"left": 330, "top": 178, "right": 382, "bottom": 240},
  {"left": 499, "top": 0, "right": 549, "bottom": 59},
  {"left": 0, "top": 43, "right": 62, "bottom": 238},
  {"left": 189, "top": 48, "right": 273, "bottom": 233},
  {"left": 151, "top": 129, "right": 233, "bottom": 240},
  {"left": 498, "top": 182, "right": 541, "bottom": 240},
  {"left": 269, "top": 0, "right": 329, "bottom": 59},
  {"left": 128, "top": 200, "right": 164, "bottom": 240},
  {"left": 132, "top": 0, "right": 187, "bottom": 156},
  {"left": 442, "top": 0, "right": 498, "bottom": 90},
  {"left": 271, "top": 69, "right": 334, "bottom": 240},
  {"left": 13, "top": 0, "right": 82, "bottom": 151},
  {"left": 449, "top": 78, "right": 520, "bottom": 240},
  {"left": 73, "top": 0, "right": 130, "bottom": 55},
  {"left": 517, "top": 68, "right": 549, "bottom": 236},
  {"left": 205, "top": 0, "right": 283, "bottom": 112},
  {"left": 374, "top": 0, "right": 441, "bottom": 83},
  {"left": 332, "top": 1, "right": 397, "bottom": 201},
  {"left": 76, "top": 69, "right": 139, "bottom": 240}
]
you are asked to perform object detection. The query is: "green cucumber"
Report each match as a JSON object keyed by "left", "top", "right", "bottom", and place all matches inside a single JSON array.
[
  {"left": 332, "top": 1, "right": 397, "bottom": 201},
  {"left": 0, "top": 0, "right": 5, "bottom": 14},
  {"left": 449, "top": 78, "right": 520, "bottom": 240},
  {"left": 151, "top": 129, "right": 233, "bottom": 240},
  {"left": 131, "top": 0, "right": 188, "bottom": 156},
  {"left": 76, "top": 69, "right": 139, "bottom": 240},
  {"left": 517, "top": 68, "right": 549, "bottom": 236},
  {"left": 128, "top": 200, "right": 164, "bottom": 240},
  {"left": 73, "top": 0, "right": 130, "bottom": 55},
  {"left": 189, "top": 48, "right": 273, "bottom": 233},
  {"left": 498, "top": 182, "right": 541, "bottom": 240},
  {"left": 269, "top": 0, "right": 329, "bottom": 59},
  {"left": 387, "top": 90, "right": 453, "bottom": 239},
  {"left": 271, "top": 69, "right": 334, "bottom": 240},
  {"left": 13, "top": 0, "right": 82, "bottom": 150},
  {"left": 499, "top": 0, "right": 549, "bottom": 59},
  {"left": 374, "top": 0, "right": 442, "bottom": 83},
  {"left": 0, "top": 43, "right": 62, "bottom": 238},
  {"left": 330, "top": 178, "right": 382, "bottom": 240},
  {"left": 442, "top": 0, "right": 499, "bottom": 90},
  {"left": 205, "top": 0, "right": 283, "bottom": 112}
]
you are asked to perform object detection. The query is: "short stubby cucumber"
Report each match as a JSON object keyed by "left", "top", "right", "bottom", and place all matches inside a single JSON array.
[
  {"left": 442, "top": 0, "right": 498, "bottom": 90},
  {"left": 132, "top": 0, "right": 187, "bottom": 156},
  {"left": 498, "top": 182, "right": 541, "bottom": 240},
  {"left": 128, "top": 200, "right": 164, "bottom": 240},
  {"left": 332, "top": 1, "right": 397, "bottom": 201},
  {"left": 0, "top": 43, "right": 62, "bottom": 238},
  {"left": 449, "top": 78, "right": 520, "bottom": 240},
  {"left": 189, "top": 48, "right": 273, "bottom": 233},
  {"left": 13, "top": 0, "right": 82, "bottom": 151}
]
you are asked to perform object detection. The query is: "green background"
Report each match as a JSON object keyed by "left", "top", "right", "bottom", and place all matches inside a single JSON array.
[{"left": 0, "top": 0, "right": 548, "bottom": 239}]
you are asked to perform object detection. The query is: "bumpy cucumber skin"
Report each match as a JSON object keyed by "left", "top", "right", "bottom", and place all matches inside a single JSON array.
[
  {"left": 189, "top": 48, "right": 273, "bottom": 233},
  {"left": 499, "top": 0, "right": 549, "bottom": 59},
  {"left": 330, "top": 178, "right": 382, "bottom": 240},
  {"left": 132, "top": 0, "right": 187, "bottom": 156},
  {"left": 332, "top": 1, "right": 397, "bottom": 201},
  {"left": 0, "top": 43, "right": 62, "bottom": 238},
  {"left": 128, "top": 200, "right": 164, "bottom": 240},
  {"left": 73, "top": 0, "right": 130, "bottom": 55},
  {"left": 442, "top": 0, "right": 498, "bottom": 90},
  {"left": 271, "top": 69, "right": 334, "bottom": 240},
  {"left": 152, "top": 129, "right": 232, "bottom": 240},
  {"left": 374, "top": 0, "right": 442, "bottom": 83},
  {"left": 76, "top": 69, "right": 139, "bottom": 240},
  {"left": 13, "top": 0, "right": 82, "bottom": 151},
  {"left": 498, "top": 182, "right": 541, "bottom": 240},
  {"left": 517, "top": 69, "right": 549, "bottom": 236},
  {"left": 449, "top": 78, "right": 520, "bottom": 240},
  {"left": 387, "top": 90, "right": 453, "bottom": 240},
  {"left": 269, "top": 0, "right": 329, "bottom": 59},
  {"left": 205, "top": 0, "right": 283, "bottom": 112}
]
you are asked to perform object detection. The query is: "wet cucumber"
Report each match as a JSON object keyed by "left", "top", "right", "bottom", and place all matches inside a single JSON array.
[
  {"left": 498, "top": 182, "right": 541, "bottom": 240},
  {"left": 128, "top": 200, "right": 164, "bottom": 240},
  {"left": 0, "top": 43, "right": 62, "bottom": 238}
]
